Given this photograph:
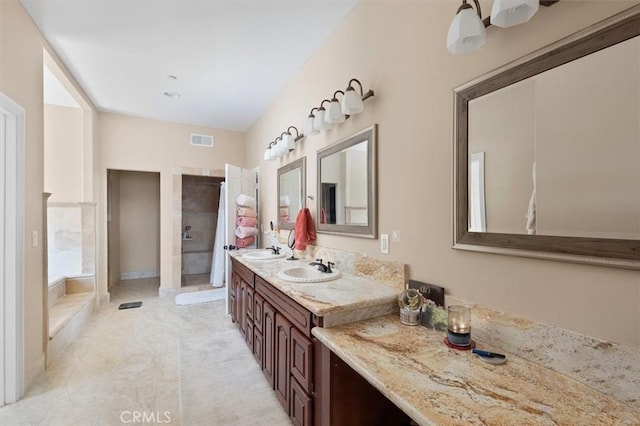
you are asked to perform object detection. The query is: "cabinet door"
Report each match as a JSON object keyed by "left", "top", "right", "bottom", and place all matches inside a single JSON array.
[
  {"left": 290, "top": 377, "right": 312, "bottom": 426},
  {"left": 230, "top": 273, "right": 239, "bottom": 324},
  {"left": 245, "top": 285, "right": 255, "bottom": 321},
  {"left": 254, "top": 293, "right": 264, "bottom": 333},
  {"left": 245, "top": 318, "right": 254, "bottom": 351},
  {"left": 253, "top": 329, "right": 263, "bottom": 366},
  {"left": 275, "top": 313, "right": 292, "bottom": 414},
  {"left": 263, "top": 301, "right": 276, "bottom": 389},
  {"left": 291, "top": 327, "right": 313, "bottom": 394},
  {"left": 239, "top": 281, "right": 247, "bottom": 336}
]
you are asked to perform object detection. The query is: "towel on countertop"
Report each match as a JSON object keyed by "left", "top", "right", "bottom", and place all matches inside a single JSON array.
[
  {"left": 236, "top": 194, "right": 256, "bottom": 209},
  {"left": 235, "top": 235, "right": 255, "bottom": 248},
  {"left": 236, "top": 216, "right": 258, "bottom": 227},
  {"left": 294, "top": 208, "right": 316, "bottom": 251},
  {"left": 279, "top": 215, "right": 290, "bottom": 223},
  {"left": 236, "top": 207, "right": 257, "bottom": 218},
  {"left": 235, "top": 226, "right": 259, "bottom": 239},
  {"left": 279, "top": 196, "right": 290, "bottom": 207}
]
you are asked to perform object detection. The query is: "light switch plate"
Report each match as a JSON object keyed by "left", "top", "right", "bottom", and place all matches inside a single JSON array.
[{"left": 380, "top": 233, "right": 389, "bottom": 254}]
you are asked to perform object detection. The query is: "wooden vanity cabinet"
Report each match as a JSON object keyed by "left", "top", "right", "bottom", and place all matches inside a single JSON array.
[{"left": 230, "top": 258, "right": 316, "bottom": 426}]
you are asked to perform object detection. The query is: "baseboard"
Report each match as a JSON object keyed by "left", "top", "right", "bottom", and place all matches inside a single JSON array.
[
  {"left": 25, "top": 352, "right": 45, "bottom": 391},
  {"left": 120, "top": 270, "right": 159, "bottom": 281}
]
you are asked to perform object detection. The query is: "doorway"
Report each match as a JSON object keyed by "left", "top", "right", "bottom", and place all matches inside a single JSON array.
[
  {"left": 0, "top": 92, "right": 25, "bottom": 406},
  {"left": 107, "top": 170, "right": 161, "bottom": 290},
  {"left": 181, "top": 175, "right": 224, "bottom": 288}
]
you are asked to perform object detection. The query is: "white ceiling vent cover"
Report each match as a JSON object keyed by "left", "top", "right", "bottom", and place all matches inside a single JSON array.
[{"left": 190, "top": 133, "right": 214, "bottom": 148}]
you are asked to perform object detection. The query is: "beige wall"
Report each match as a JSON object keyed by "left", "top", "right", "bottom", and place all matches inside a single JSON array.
[
  {"left": 246, "top": 1, "right": 640, "bottom": 349},
  {"left": 96, "top": 112, "right": 245, "bottom": 296},
  {"left": 0, "top": 0, "right": 96, "bottom": 388},
  {"left": 116, "top": 171, "right": 160, "bottom": 278},
  {"left": 44, "top": 104, "right": 83, "bottom": 202}
]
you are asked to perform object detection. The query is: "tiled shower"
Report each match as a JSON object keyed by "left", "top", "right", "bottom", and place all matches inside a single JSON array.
[{"left": 181, "top": 175, "right": 224, "bottom": 286}]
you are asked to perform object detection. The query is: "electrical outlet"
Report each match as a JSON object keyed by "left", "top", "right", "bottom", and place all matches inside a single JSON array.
[
  {"left": 380, "top": 233, "right": 389, "bottom": 254},
  {"left": 391, "top": 230, "right": 400, "bottom": 242},
  {"left": 32, "top": 230, "right": 38, "bottom": 247}
]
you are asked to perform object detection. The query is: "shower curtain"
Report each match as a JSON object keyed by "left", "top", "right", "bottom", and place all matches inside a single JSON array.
[{"left": 210, "top": 182, "right": 226, "bottom": 286}]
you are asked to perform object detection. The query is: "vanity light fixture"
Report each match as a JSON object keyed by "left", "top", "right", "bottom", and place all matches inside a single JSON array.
[
  {"left": 447, "top": 0, "right": 551, "bottom": 54},
  {"left": 325, "top": 90, "right": 347, "bottom": 124},
  {"left": 265, "top": 126, "right": 305, "bottom": 161},
  {"left": 304, "top": 107, "right": 320, "bottom": 136},
  {"left": 264, "top": 140, "right": 277, "bottom": 161},
  {"left": 342, "top": 79, "right": 374, "bottom": 115},
  {"left": 314, "top": 100, "right": 332, "bottom": 131},
  {"left": 446, "top": 0, "right": 486, "bottom": 55},
  {"left": 282, "top": 126, "right": 303, "bottom": 152},
  {"left": 304, "top": 78, "right": 375, "bottom": 136},
  {"left": 491, "top": 0, "right": 539, "bottom": 28}
]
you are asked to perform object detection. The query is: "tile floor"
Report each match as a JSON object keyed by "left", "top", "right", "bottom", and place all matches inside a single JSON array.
[{"left": 0, "top": 278, "right": 291, "bottom": 426}]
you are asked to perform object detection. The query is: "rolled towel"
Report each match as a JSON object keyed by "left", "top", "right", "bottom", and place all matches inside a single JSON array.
[
  {"left": 279, "top": 207, "right": 289, "bottom": 216},
  {"left": 235, "top": 226, "right": 259, "bottom": 239},
  {"left": 279, "top": 196, "right": 290, "bottom": 207},
  {"left": 236, "top": 194, "right": 256, "bottom": 209},
  {"left": 237, "top": 207, "right": 257, "bottom": 218},
  {"left": 279, "top": 215, "right": 290, "bottom": 223},
  {"left": 235, "top": 235, "right": 255, "bottom": 248},
  {"left": 236, "top": 216, "right": 258, "bottom": 227}
]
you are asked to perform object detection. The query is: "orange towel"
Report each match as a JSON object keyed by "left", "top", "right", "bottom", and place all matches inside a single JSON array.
[{"left": 294, "top": 208, "right": 316, "bottom": 250}]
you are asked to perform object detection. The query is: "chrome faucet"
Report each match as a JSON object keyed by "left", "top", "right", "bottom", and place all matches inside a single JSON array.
[{"left": 309, "top": 259, "right": 334, "bottom": 273}]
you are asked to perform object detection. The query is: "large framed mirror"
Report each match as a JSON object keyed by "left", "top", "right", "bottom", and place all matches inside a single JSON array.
[
  {"left": 277, "top": 157, "right": 305, "bottom": 230},
  {"left": 317, "top": 124, "right": 377, "bottom": 238},
  {"left": 453, "top": 5, "right": 640, "bottom": 269}
]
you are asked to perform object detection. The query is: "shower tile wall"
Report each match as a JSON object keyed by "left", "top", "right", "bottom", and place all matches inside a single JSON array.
[{"left": 182, "top": 176, "right": 222, "bottom": 277}]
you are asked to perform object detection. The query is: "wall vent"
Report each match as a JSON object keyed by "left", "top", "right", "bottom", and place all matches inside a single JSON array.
[{"left": 190, "top": 133, "right": 214, "bottom": 148}]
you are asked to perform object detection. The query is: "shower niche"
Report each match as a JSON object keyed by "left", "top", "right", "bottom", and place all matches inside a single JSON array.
[{"left": 181, "top": 175, "right": 224, "bottom": 287}]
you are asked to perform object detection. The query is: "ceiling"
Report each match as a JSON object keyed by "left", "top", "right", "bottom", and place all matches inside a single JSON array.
[{"left": 22, "top": 0, "right": 359, "bottom": 132}]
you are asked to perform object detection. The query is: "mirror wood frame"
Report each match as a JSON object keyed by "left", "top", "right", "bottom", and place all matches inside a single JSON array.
[
  {"left": 453, "top": 5, "right": 640, "bottom": 270},
  {"left": 277, "top": 157, "right": 306, "bottom": 231},
  {"left": 317, "top": 124, "right": 378, "bottom": 238}
]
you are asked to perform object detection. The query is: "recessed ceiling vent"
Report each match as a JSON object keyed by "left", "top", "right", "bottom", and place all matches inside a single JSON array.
[{"left": 190, "top": 133, "right": 214, "bottom": 148}]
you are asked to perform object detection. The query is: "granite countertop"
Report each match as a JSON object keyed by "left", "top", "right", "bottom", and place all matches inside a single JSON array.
[
  {"left": 312, "top": 315, "right": 640, "bottom": 425},
  {"left": 230, "top": 250, "right": 401, "bottom": 324}
]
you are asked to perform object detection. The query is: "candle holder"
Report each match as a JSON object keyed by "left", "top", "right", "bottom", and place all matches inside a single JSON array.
[{"left": 444, "top": 305, "right": 475, "bottom": 350}]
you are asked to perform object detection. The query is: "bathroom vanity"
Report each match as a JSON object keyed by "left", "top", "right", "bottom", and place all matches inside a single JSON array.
[
  {"left": 230, "top": 251, "right": 640, "bottom": 425},
  {"left": 229, "top": 254, "right": 409, "bottom": 426}
]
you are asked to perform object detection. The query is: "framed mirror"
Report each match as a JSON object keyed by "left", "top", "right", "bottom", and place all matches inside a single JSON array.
[
  {"left": 453, "top": 5, "right": 640, "bottom": 269},
  {"left": 317, "top": 124, "right": 377, "bottom": 238},
  {"left": 277, "top": 157, "right": 305, "bottom": 230}
]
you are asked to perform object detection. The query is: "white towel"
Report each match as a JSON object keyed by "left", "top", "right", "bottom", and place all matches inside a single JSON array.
[
  {"left": 236, "top": 193, "right": 256, "bottom": 209},
  {"left": 235, "top": 226, "right": 259, "bottom": 239},
  {"left": 279, "top": 196, "right": 290, "bottom": 207}
]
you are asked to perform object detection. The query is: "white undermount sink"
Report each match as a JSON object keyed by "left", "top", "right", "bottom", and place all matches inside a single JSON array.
[
  {"left": 277, "top": 266, "right": 341, "bottom": 283},
  {"left": 243, "top": 250, "right": 287, "bottom": 261}
]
